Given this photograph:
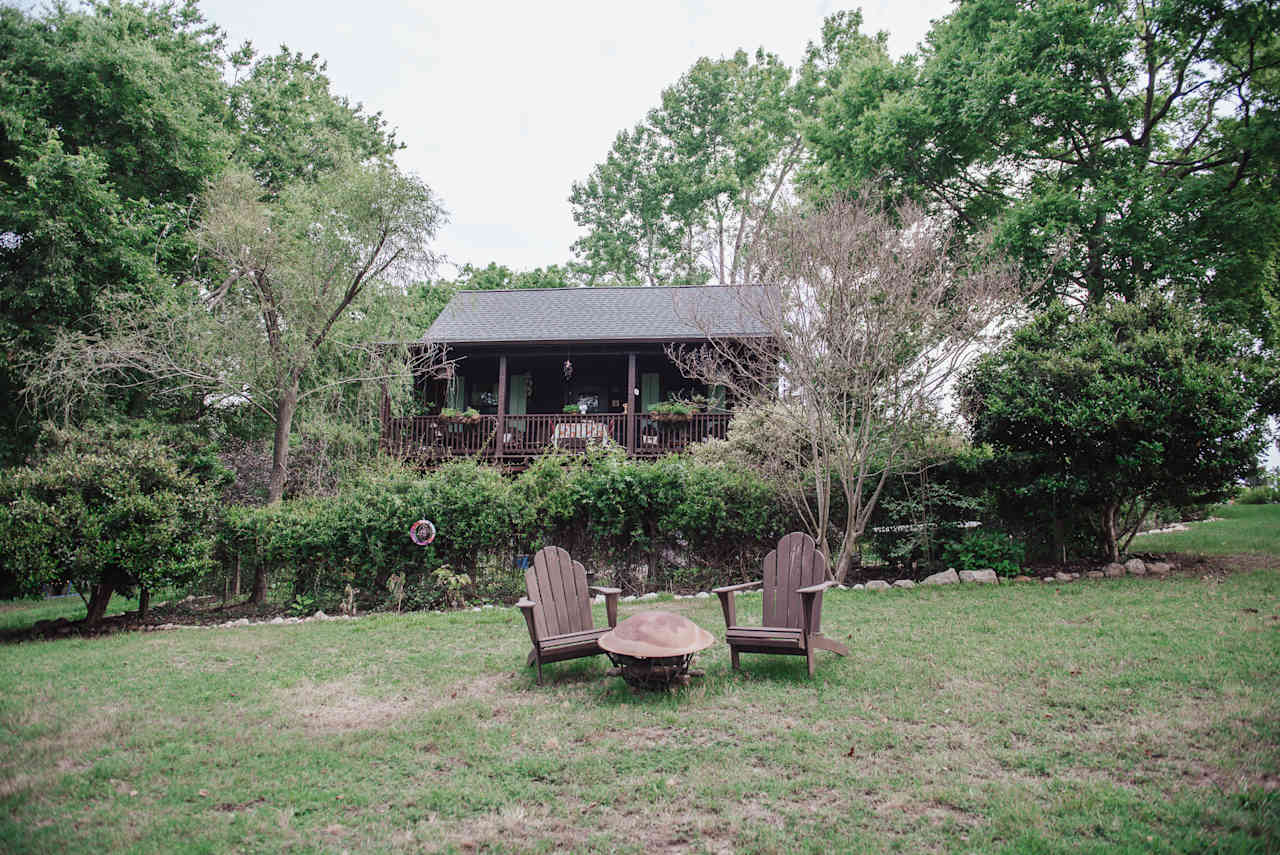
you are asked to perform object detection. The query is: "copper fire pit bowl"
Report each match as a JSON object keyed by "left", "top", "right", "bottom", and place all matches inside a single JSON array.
[{"left": 598, "top": 610, "right": 715, "bottom": 690}]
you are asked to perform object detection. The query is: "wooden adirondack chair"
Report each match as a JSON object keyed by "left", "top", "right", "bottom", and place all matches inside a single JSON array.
[
  {"left": 516, "top": 546, "right": 621, "bottom": 684},
  {"left": 713, "top": 531, "right": 850, "bottom": 676}
]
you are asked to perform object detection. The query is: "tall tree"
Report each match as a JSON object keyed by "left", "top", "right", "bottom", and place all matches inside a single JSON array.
[
  {"left": 227, "top": 46, "right": 401, "bottom": 193},
  {"left": 0, "top": 0, "right": 231, "bottom": 460},
  {"left": 674, "top": 186, "right": 1023, "bottom": 581},
  {"left": 571, "top": 28, "right": 868, "bottom": 286},
  {"left": 34, "top": 161, "right": 446, "bottom": 574},
  {"left": 805, "top": 0, "right": 1280, "bottom": 343}
]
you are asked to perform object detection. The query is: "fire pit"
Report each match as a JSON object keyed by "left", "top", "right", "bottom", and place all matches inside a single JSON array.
[{"left": 598, "top": 610, "right": 716, "bottom": 690}]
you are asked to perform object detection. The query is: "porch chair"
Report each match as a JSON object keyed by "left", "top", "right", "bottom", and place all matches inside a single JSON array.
[
  {"left": 516, "top": 546, "right": 621, "bottom": 684},
  {"left": 713, "top": 531, "right": 850, "bottom": 677}
]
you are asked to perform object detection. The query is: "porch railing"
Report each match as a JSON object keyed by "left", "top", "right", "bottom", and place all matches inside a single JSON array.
[{"left": 381, "top": 412, "right": 731, "bottom": 461}]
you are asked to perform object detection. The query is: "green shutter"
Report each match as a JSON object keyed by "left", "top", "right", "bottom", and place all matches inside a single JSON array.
[
  {"left": 508, "top": 374, "right": 527, "bottom": 416},
  {"left": 507, "top": 374, "right": 527, "bottom": 436},
  {"left": 641, "top": 373, "right": 661, "bottom": 412},
  {"left": 447, "top": 376, "right": 466, "bottom": 411}
]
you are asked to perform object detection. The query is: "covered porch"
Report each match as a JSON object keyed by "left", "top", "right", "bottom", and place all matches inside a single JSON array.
[{"left": 380, "top": 342, "right": 731, "bottom": 462}]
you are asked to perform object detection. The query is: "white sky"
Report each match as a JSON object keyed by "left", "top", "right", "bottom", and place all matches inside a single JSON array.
[{"left": 197, "top": 0, "right": 956, "bottom": 276}]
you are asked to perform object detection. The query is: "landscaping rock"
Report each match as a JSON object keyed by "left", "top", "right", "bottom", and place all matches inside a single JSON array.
[
  {"left": 1147, "top": 562, "right": 1172, "bottom": 576},
  {"left": 959, "top": 569, "right": 999, "bottom": 584},
  {"left": 921, "top": 569, "right": 960, "bottom": 586},
  {"left": 1054, "top": 571, "right": 1073, "bottom": 582},
  {"left": 1042, "top": 576, "right": 1056, "bottom": 583},
  {"left": 892, "top": 579, "right": 916, "bottom": 589},
  {"left": 866, "top": 580, "right": 891, "bottom": 591},
  {"left": 1013, "top": 575, "right": 1033, "bottom": 582},
  {"left": 1086, "top": 571, "right": 1104, "bottom": 579},
  {"left": 270, "top": 617, "right": 285, "bottom": 624},
  {"left": 312, "top": 611, "right": 327, "bottom": 620},
  {"left": 695, "top": 591, "right": 711, "bottom": 599},
  {"left": 1104, "top": 562, "right": 1126, "bottom": 578},
  {"left": 852, "top": 584, "right": 865, "bottom": 590},
  {"left": 1125, "top": 558, "right": 1147, "bottom": 576}
]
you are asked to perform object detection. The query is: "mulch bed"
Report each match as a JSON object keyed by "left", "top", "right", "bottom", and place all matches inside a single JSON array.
[{"left": 1, "top": 596, "right": 289, "bottom": 643}]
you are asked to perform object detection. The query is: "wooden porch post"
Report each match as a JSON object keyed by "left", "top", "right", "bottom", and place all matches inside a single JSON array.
[
  {"left": 626, "top": 351, "right": 637, "bottom": 455},
  {"left": 495, "top": 354, "right": 508, "bottom": 462},
  {"left": 378, "top": 345, "right": 392, "bottom": 454}
]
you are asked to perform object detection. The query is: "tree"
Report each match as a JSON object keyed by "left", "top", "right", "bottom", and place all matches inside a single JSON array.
[
  {"left": 673, "top": 185, "right": 1023, "bottom": 580},
  {"left": 0, "top": 0, "right": 231, "bottom": 460},
  {"left": 570, "top": 18, "right": 889, "bottom": 287},
  {"left": 805, "top": 0, "right": 1280, "bottom": 344},
  {"left": 32, "top": 160, "right": 446, "bottom": 596},
  {"left": 960, "top": 295, "right": 1273, "bottom": 561},
  {"left": 0, "top": 426, "right": 225, "bottom": 625},
  {"left": 448, "top": 262, "right": 578, "bottom": 291},
  {"left": 227, "top": 46, "right": 401, "bottom": 193}
]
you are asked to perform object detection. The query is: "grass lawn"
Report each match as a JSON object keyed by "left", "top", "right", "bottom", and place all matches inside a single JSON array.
[
  {"left": 2, "top": 561, "right": 1278, "bottom": 853},
  {"left": 1134, "top": 504, "right": 1280, "bottom": 557}
]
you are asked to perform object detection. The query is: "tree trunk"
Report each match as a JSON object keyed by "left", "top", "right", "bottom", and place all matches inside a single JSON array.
[
  {"left": 137, "top": 586, "right": 150, "bottom": 620},
  {"left": 232, "top": 554, "right": 241, "bottom": 597},
  {"left": 85, "top": 583, "right": 113, "bottom": 625},
  {"left": 266, "top": 383, "right": 299, "bottom": 505},
  {"left": 253, "top": 383, "right": 299, "bottom": 604},
  {"left": 1102, "top": 502, "right": 1121, "bottom": 563}
]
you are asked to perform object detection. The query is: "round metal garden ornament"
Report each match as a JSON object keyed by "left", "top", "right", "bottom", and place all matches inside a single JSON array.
[{"left": 408, "top": 519, "right": 436, "bottom": 546}]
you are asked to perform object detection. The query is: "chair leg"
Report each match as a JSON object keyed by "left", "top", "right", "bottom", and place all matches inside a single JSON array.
[
  {"left": 730, "top": 648, "right": 740, "bottom": 670},
  {"left": 535, "top": 657, "right": 543, "bottom": 685},
  {"left": 805, "top": 639, "right": 815, "bottom": 677}
]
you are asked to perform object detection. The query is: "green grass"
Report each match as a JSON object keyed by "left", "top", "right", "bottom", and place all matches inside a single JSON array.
[
  {"left": 1134, "top": 504, "right": 1280, "bottom": 556},
  {"left": 2, "top": 568, "right": 1278, "bottom": 853}
]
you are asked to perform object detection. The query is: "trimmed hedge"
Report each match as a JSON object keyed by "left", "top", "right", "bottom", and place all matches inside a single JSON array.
[{"left": 220, "top": 449, "right": 799, "bottom": 610}]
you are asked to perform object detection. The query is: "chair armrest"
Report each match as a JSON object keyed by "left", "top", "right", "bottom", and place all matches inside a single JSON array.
[
  {"left": 515, "top": 598, "right": 539, "bottom": 647},
  {"left": 711, "top": 580, "right": 762, "bottom": 594},
  {"left": 796, "top": 580, "right": 835, "bottom": 595},
  {"left": 589, "top": 587, "right": 621, "bottom": 628},
  {"left": 713, "top": 580, "right": 761, "bottom": 628}
]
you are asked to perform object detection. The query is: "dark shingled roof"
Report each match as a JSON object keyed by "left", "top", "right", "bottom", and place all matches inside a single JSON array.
[{"left": 424, "top": 285, "right": 775, "bottom": 345}]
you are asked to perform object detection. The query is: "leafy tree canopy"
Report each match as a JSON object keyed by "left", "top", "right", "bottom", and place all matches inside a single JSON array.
[
  {"left": 804, "top": 0, "right": 1280, "bottom": 343},
  {"left": 569, "top": 14, "right": 889, "bottom": 287}
]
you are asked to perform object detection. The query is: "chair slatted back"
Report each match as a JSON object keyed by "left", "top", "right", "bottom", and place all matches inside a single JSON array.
[
  {"left": 526, "top": 546, "right": 593, "bottom": 638},
  {"left": 761, "top": 532, "right": 827, "bottom": 631}
]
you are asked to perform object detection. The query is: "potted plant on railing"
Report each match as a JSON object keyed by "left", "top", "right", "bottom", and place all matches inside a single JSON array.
[
  {"left": 647, "top": 400, "right": 697, "bottom": 423},
  {"left": 439, "top": 407, "right": 483, "bottom": 424}
]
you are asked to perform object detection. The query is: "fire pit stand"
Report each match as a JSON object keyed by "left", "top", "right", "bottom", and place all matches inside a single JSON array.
[{"left": 598, "top": 610, "right": 715, "bottom": 691}]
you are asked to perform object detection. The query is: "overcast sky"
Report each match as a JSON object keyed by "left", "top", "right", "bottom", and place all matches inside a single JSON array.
[{"left": 197, "top": 0, "right": 956, "bottom": 276}]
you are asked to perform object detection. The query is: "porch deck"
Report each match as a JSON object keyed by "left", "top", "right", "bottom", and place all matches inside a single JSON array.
[{"left": 380, "top": 411, "right": 730, "bottom": 462}]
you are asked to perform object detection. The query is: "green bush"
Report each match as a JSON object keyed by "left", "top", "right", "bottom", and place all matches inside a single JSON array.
[
  {"left": 0, "top": 426, "right": 226, "bottom": 622},
  {"left": 220, "top": 450, "right": 799, "bottom": 609},
  {"left": 1237, "top": 485, "right": 1279, "bottom": 505},
  {"left": 941, "top": 530, "right": 1025, "bottom": 578}
]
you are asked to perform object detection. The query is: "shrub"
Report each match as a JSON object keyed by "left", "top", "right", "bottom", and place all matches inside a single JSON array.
[
  {"left": 1237, "top": 485, "right": 1279, "bottom": 505},
  {"left": 0, "top": 426, "right": 226, "bottom": 622},
  {"left": 941, "top": 530, "right": 1025, "bottom": 578},
  {"left": 220, "top": 450, "right": 800, "bottom": 608}
]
